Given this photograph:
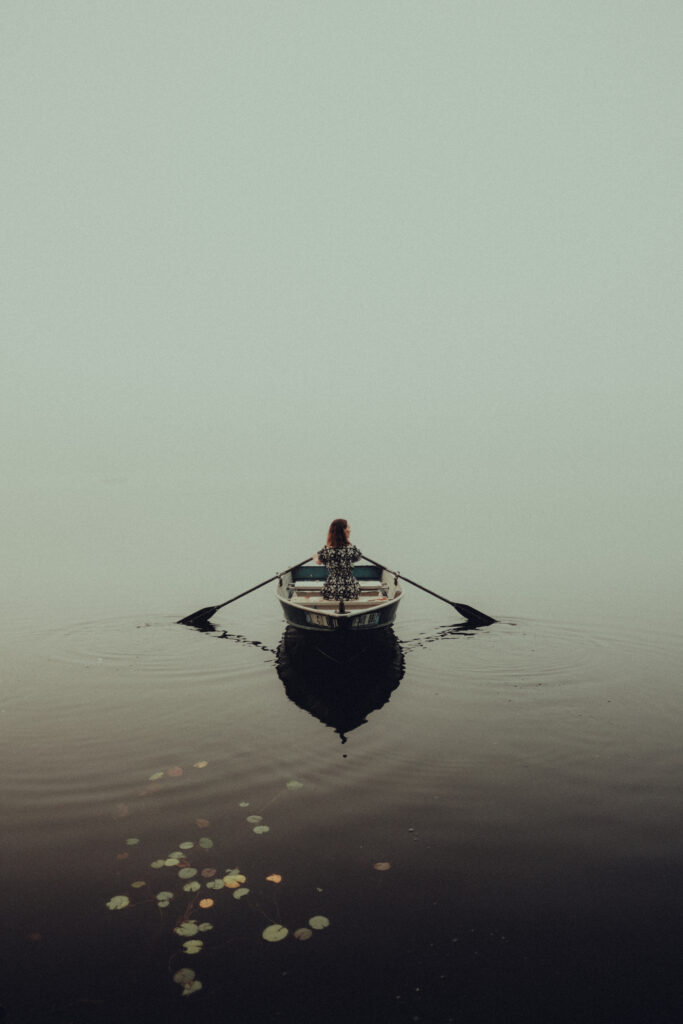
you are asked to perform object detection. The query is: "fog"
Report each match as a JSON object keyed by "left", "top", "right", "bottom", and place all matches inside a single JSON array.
[{"left": 2, "top": 1, "right": 681, "bottom": 630}]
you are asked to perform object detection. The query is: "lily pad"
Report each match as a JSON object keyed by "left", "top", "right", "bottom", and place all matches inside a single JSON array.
[
  {"left": 173, "top": 968, "right": 195, "bottom": 986},
  {"left": 223, "top": 874, "right": 246, "bottom": 888},
  {"left": 286, "top": 780, "right": 304, "bottom": 790},
  {"left": 239, "top": 801, "right": 250, "bottom": 807},
  {"left": 199, "top": 898, "right": 214, "bottom": 909},
  {"left": 182, "top": 979, "right": 202, "bottom": 996},
  {"left": 232, "top": 887, "right": 250, "bottom": 900},
  {"left": 266, "top": 874, "right": 282, "bottom": 884},
  {"left": 293, "top": 927, "right": 313, "bottom": 941},
  {"left": 201, "top": 868, "right": 216, "bottom": 878},
  {"left": 150, "top": 860, "right": 165, "bottom": 869},
  {"left": 156, "top": 891, "right": 174, "bottom": 902},
  {"left": 164, "top": 858, "right": 180, "bottom": 867},
  {"left": 195, "top": 818, "right": 210, "bottom": 828},
  {"left": 206, "top": 879, "right": 224, "bottom": 890},
  {"left": 175, "top": 921, "right": 199, "bottom": 937},
  {"left": 193, "top": 761, "right": 208, "bottom": 768},
  {"left": 253, "top": 825, "right": 270, "bottom": 835},
  {"left": 183, "top": 881, "right": 201, "bottom": 893},
  {"left": 149, "top": 771, "right": 164, "bottom": 781},
  {"left": 374, "top": 862, "right": 391, "bottom": 871},
  {"left": 262, "top": 924, "right": 288, "bottom": 943},
  {"left": 179, "top": 842, "right": 194, "bottom": 851},
  {"left": 246, "top": 815, "right": 262, "bottom": 824},
  {"left": 198, "top": 922, "right": 214, "bottom": 932},
  {"left": 183, "top": 939, "right": 203, "bottom": 955},
  {"left": 198, "top": 837, "right": 214, "bottom": 850},
  {"left": 178, "top": 867, "right": 197, "bottom": 879},
  {"left": 131, "top": 881, "right": 146, "bottom": 889},
  {"left": 125, "top": 838, "right": 140, "bottom": 846},
  {"left": 309, "top": 915, "right": 330, "bottom": 930},
  {"left": 106, "top": 895, "right": 130, "bottom": 911}
]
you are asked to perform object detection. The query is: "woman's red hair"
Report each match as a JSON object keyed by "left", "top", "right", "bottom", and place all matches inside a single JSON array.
[{"left": 326, "top": 518, "right": 349, "bottom": 548}]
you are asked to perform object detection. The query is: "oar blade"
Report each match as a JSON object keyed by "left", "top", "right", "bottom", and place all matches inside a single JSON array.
[
  {"left": 452, "top": 603, "right": 496, "bottom": 627},
  {"left": 177, "top": 606, "right": 219, "bottom": 626}
]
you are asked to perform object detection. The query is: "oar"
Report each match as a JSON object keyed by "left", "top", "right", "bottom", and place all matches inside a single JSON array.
[
  {"left": 362, "top": 554, "right": 496, "bottom": 626},
  {"left": 177, "top": 557, "right": 314, "bottom": 626}
]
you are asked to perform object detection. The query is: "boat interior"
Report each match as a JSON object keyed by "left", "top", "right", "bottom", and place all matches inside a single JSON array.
[{"left": 281, "top": 565, "right": 401, "bottom": 612}]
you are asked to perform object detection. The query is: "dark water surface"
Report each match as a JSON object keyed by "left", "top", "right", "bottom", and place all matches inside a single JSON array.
[{"left": 2, "top": 607, "right": 683, "bottom": 1023}]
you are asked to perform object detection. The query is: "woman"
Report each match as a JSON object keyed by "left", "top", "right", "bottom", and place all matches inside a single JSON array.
[{"left": 316, "top": 519, "right": 361, "bottom": 601}]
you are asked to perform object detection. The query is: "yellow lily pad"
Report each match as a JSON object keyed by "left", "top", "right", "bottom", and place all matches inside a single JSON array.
[{"left": 223, "top": 874, "right": 246, "bottom": 889}]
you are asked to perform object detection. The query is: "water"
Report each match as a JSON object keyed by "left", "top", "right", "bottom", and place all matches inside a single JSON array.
[
  {"left": 2, "top": 599, "right": 682, "bottom": 1023},
  {"left": 3, "top": 3, "right": 682, "bottom": 1018}
]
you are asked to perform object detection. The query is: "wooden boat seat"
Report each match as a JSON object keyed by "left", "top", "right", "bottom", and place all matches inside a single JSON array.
[
  {"left": 293, "top": 585, "right": 384, "bottom": 595},
  {"left": 296, "top": 596, "right": 389, "bottom": 610}
]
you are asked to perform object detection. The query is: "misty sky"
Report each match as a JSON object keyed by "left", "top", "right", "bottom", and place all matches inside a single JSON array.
[{"left": 2, "top": 1, "right": 681, "bottom": 627}]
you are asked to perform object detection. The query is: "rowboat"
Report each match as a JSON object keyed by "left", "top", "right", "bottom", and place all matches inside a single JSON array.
[{"left": 275, "top": 563, "right": 402, "bottom": 632}]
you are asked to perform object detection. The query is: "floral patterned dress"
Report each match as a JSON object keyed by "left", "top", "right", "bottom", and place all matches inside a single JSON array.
[{"left": 317, "top": 544, "right": 361, "bottom": 600}]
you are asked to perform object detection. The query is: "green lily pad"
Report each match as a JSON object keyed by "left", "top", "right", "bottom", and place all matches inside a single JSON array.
[
  {"left": 175, "top": 921, "right": 199, "bottom": 937},
  {"left": 233, "top": 887, "right": 250, "bottom": 900},
  {"left": 286, "top": 780, "right": 304, "bottom": 790},
  {"left": 198, "top": 837, "right": 214, "bottom": 849},
  {"left": 179, "top": 841, "right": 194, "bottom": 850},
  {"left": 183, "top": 881, "right": 201, "bottom": 893},
  {"left": 178, "top": 867, "right": 197, "bottom": 879},
  {"left": 106, "top": 895, "right": 130, "bottom": 911},
  {"left": 253, "top": 825, "right": 270, "bottom": 835},
  {"left": 183, "top": 939, "right": 203, "bottom": 955},
  {"left": 246, "top": 815, "right": 262, "bottom": 824},
  {"left": 150, "top": 860, "right": 165, "bottom": 869},
  {"left": 198, "top": 922, "right": 214, "bottom": 932},
  {"left": 156, "top": 891, "right": 174, "bottom": 902},
  {"left": 223, "top": 873, "right": 246, "bottom": 888},
  {"left": 173, "top": 968, "right": 195, "bottom": 985},
  {"left": 125, "top": 838, "right": 140, "bottom": 846},
  {"left": 182, "top": 980, "right": 202, "bottom": 996},
  {"left": 239, "top": 801, "right": 250, "bottom": 807},
  {"left": 262, "top": 924, "right": 288, "bottom": 942},
  {"left": 206, "top": 879, "right": 224, "bottom": 890},
  {"left": 309, "top": 915, "right": 330, "bottom": 930}
]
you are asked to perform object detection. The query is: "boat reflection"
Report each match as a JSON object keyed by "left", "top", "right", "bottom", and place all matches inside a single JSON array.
[{"left": 275, "top": 626, "right": 405, "bottom": 743}]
